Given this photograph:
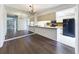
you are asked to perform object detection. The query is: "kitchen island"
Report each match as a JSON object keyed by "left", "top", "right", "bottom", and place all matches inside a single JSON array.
[{"left": 29, "top": 26, "right": 57, "bottom": 41}]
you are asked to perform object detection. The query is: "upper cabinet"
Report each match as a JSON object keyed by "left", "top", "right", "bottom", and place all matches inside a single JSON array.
[{"left": 56, "top": 7, "right": 75, "bottom": 22}]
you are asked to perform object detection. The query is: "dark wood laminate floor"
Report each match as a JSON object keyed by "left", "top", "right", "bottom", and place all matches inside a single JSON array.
[
  {"left": 0, "top": 34, "right": 75, "bottom": 54},
  {"left": 5, "top": 30, "right": 33, "bottom": 39}
]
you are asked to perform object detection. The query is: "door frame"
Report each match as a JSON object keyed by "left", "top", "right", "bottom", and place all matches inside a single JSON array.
[{"left": 7, "top": 15, "right": 18, "bottom": 32}]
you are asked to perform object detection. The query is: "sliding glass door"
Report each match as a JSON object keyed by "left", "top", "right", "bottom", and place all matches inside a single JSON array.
[{"left": 7, "top": 15, "right": 18, "bottom": 33}]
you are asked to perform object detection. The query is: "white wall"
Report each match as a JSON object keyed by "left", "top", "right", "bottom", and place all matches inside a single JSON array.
[
  {"left": 75, "top": 5, "right": 79, "bottom": 54},
  {"left": 0, "top": 5, "right": 7, "bottom": 47},
  {"left": 18, "top": 15, "right": 29, "bottom": 31},
  {"left": 56, "top": 7, "right": 75, "bottom": 47}
]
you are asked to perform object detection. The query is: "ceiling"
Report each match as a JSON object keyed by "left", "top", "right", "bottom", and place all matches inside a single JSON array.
[
  {"left": 5, "top": 4, "right": 61, "bottom": 13},
  {"left": 5, "top": 4, "right": 76, "bottom": 16}
]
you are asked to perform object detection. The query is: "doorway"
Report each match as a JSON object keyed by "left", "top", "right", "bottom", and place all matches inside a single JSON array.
[{"left": 6, "top": 15, "right": 18, "bottom": 38}]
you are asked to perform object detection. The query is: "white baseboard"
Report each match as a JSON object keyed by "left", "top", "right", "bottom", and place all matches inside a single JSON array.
[{"left": 4, "top": 33, "right": 35, "bottom": 42}]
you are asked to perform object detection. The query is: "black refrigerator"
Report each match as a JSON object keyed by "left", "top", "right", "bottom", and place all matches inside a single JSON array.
[{"left": 63, "top": 18, "right": 75, "bottom": 37}]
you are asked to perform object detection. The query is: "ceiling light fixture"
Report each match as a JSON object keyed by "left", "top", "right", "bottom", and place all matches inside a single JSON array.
[{"left": 28, "top": 4, "right": 36, "bottom": 15}]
